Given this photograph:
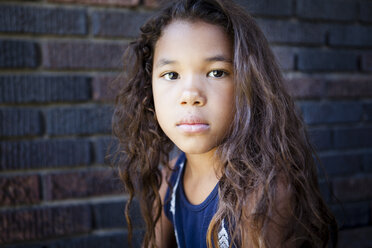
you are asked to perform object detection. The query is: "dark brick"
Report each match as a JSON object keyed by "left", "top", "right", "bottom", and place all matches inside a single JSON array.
[
  {"left": 0, "top": 175, "right": 40, "bottom": 206},
  {"left": 0, "top": 40, "right": 39, "bottom": 68},
  {"left": 272, "top": 46, "right": 295, "bottom": 70},
  {"left": 333, "top": 175, "right": 372, "bottom": 202},
  {"left": 92, "top": 10, "right": 152, "bottom": 38},
  {"left": 236, "top": 0, "right": 292, "bottom": 17},
  {"left": 46, "top": 105, "right": 113, "bottom": 136},
  {"left": 257, "top": 19, "right": 326, "bottom": 45},
  {"left": 42, "top": 41, "right": 127, "bottom": 70},
  {"left": 48, "top": 0, "right": 139, "bottom": 7},
  {"left": 0, "top": 5, "right": 86, "bottom": 35},
  {"left": 44, "top": 169, "right": 122, "bottom": 200},
  {"left": 364, "top": 103, "right": 372, "bottom": 121},
  {"left": 297, "top": 49, "right": 358, "bottom": 72},
  {"left": 308, "top": 128, "right": 333, "bottom": 151},
  {"left": 362, "top": 53, "right": 372, "bottom": 72},
  {"left": 360, "top": 1, "right": 372, "bottom": 23},
  {"left": 48, "top": 232, "right": 128, "bottom": 248},
  {"left": 318, "top": 181, "right": 331, "bottom": 203},
  {"left": 284, "top": 77, "right": 325, "bottom": 98},
  {"left": 0, "top": 75, "right": 92, "bottom": 103},
  {"left": 331, "top": 202, "right": 370, "bottom": 228},
  {"left": 0, "top": 139, "right": 91, "bottom": 171},
  {"left": 296, "top": 0, "right": 357, "bottom": 21},
  {"left": 93, "top": 200, "right": 144, "bottom": 229},
  {"left": 92, "top": 75, "right": 117, "bottom": 102},
  {"left": 94, "top": 136, "right": 114, "bottom": 164},
  {"left": 319, "top": 153, "right": 363, "bottom": 177},
  {"left": 299, "top": 101, "right": 362, "bottom": 125},
  {"left": 0, "top": 108, "right": 42, "bottom": 137},
  {"left": 338, "top": 226, "right": 372, "bottom": 248},
  {"left": 326, "top": 77, "right": 372, "bottom": 98},
  {"left": 334, "top": 127, "right": 372, "bottom": 149},
  {"left": 144, "top": 0, "right": 158, "bottom": 8},
  {"left": 0, "top": 205, "right": 91, "bottom": 244},
  {"left": 363, "top": 153, "right": 372, "bottom": 172},
  {"left": 329, "top": 25, "right": 372, "bottom": 47}
]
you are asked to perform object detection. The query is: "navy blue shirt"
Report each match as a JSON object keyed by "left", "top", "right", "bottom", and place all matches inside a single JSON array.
[{"left": 164, "top": 153, "right": 230, "bottom": 248}]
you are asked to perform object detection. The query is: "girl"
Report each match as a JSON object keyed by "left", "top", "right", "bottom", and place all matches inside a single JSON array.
[{"left": 112, "top": 0, "right": 337, "bottom": 247}]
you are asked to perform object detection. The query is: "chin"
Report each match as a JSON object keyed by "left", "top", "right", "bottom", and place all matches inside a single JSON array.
[{"left": 175, "top": 142, "right": 217, "bottom": 155}]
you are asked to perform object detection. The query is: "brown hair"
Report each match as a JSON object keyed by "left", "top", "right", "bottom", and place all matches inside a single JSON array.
[{"left": 112, "top": 0, "right": 337, "bottom": 247}]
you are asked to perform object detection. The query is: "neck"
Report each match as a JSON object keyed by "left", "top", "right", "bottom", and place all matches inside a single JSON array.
[{"left": 184, "top": 148, "right": 222, "bottom": 180}]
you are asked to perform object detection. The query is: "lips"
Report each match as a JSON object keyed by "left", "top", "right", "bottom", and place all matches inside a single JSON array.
[{"left": 176, "top": 117, "right": 210, "bottom": 133}]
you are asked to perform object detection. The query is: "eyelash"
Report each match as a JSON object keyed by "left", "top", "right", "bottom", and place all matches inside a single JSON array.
[{"left": 161, "top": 70, "right": 229, "bottom": 81}]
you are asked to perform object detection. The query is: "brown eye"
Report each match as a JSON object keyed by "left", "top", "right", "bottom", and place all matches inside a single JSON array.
[
  {"left": 208, "top": 70, "right": 226, "bottom": 78},
  {"left": 163, "top": 72, "right": 179, "bottom": 80}
]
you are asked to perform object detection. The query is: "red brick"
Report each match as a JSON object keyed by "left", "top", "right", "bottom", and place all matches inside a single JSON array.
[
  {"left": 42, "top": 41, "right": 127, "bottom": 70},
  {"left": 326, "top": 77, "right": 372, "bottom": 97},
  {"left": 284, "top": 77, "right": 325, "bottom": 98},
  {"left": 0, "top": 205, "right": 91, "bottom": 244},
  {"left": 48, "top": 0, "right": 139, "bottom": 7},
  {"left": 92, "top": 75, "right": 118, "bottom": 102},
  {"left": 144, "top": 0, "right": 159, "bottom": 8},
  {"left": 333, "top": 175, "right": 372, "bottom": 202},
  {"left": 44, "top": 169, "right": 123, "bottom": 200},
  {"left": 362, "top": 53, "right": 372, "bottom": 72},
  {"left": 0, "top": 175, "right": 40, "bottom": 206}
]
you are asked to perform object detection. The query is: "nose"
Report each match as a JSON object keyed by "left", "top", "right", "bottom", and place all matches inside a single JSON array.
[{"left": 179, "top": 76, "right": 206, "bottom": 106}]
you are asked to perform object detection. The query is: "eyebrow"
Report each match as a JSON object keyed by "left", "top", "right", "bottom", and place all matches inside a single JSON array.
[{"left": 155, "top": 55, "right": 232, "bottom": 69}]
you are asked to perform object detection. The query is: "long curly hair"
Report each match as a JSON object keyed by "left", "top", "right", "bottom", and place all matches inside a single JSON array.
[{"left": 112, "top": 0, "right": 338, "bottom": 247}]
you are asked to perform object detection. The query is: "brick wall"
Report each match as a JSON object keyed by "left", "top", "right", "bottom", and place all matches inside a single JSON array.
[{"left": 0, "top": 0, "right": 371, "bottom": 247}]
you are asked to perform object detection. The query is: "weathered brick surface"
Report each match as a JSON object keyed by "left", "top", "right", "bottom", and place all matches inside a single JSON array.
[
  {"left": 284, "top": 77, "right": 325, "bottom": 98},
  {"left": 0, "top": 75, "right": 92, "bottom": 103},
  {"left": 44, "top": 169, "right": 122, "bottom": 200},
  {"left": 308, "top": 128, "right": 333, "bottom": 151},
  {"left": 0, "top": 5, "right": 86, "bottom": 35},
  {"left": 258, "top": 20, "right": 326, "bottom": 45},
  {"left": 338, "top": 226, "right": 372, "bottom": 248},
  {"left": 46, "top": 106, "right": 113, "bottom": 135},
  {"left": 0, "top": 40, "right": 39, "bottom": 68},
  {"left": 0, "top": 205, "right": 91, "bottom": 244},
  {"left": 48, "top": 0, "right": 139, "bottom": 7},
  {"left": 42, "top": 42, "right": 127, "bottom": 70},
  {"left": 365, "top": 103, "right": 372, "bottom": 121},
  {"left": 299, "top": 101, "right": 363, "bottom": 125},
  {"left": 362, "top": 53, "right": 372, "bottom": 72},
  {"left": 0, "top": 139, "right": 91, "bottom": 170},
  {"left": 360, "top": 1, "right": 372, "bottom": 23},
  {"left": 326, "top": 78, "right": 372, "bottom": 98},
  {"left": 319, "top": 153, "right": 363, "bottom": 177},
  {"left": 92, "top": 10, "right": 152, "bottom": 38},
  {"left": 364, "top": 153, "right": 372, "bottom": 172},
  {"left": 94, "top": 136, "right": 114, "bottom": 164},
  {"left": 0, "top": 108, "right": 42, "bottom": 137},
  {"left": 48, "top": 232, "right": 129, "bottom": 248},
  {"left": 333, "top": 175, "right": 372, "bottom": 202},
  {"left": 271, "top": 46, "right": 295, "bottom": 70},
  {"left": 329, "top": 25, "right": 372, "bottom": 47},
  {"left": 236, "top": 0, "right": 292, "bottom": 17},
  {"left": 334, "top": 127, "right": 372, "bottom": 149},
  {"left": 297, "top": 49, "right": 358, "bottom": 72},
  {"left": 92, "top": 75, "right": 117, "bottom": 102},
  {"left": 331, "top": 201, "right": 370, "bottom": 228},
  {"left": 296, "top": 0, "right": 357, "bottom": 21},
  {"left": 0, "top": 175, "right": 40, "bottom": 206},
  {"left": 92, "top": 200, "right": 144, "bottom": 230}
]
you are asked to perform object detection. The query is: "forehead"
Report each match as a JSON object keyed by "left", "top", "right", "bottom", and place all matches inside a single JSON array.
[{"left": 153, "top": 20, "right": 232, "bottom": 62}]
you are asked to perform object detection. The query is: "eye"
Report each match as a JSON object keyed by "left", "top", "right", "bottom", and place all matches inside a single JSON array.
[
  {"left": 162, "top": 72, "right": 179, "bottom": 80},
  {"left": 208, "top": 70, "right": 228, "bottom": 78}
]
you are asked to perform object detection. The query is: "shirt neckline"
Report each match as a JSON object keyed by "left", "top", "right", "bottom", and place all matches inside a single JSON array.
[{"left": 178, "top": 153, "right": 219, "bottom": 212}]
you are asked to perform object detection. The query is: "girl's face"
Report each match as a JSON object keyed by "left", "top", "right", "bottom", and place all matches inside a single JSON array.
[{"left": 152, "top": 20, "right": 235, "bottom": 155}]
